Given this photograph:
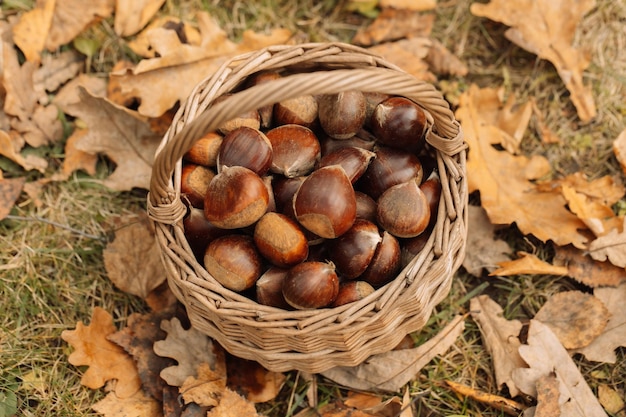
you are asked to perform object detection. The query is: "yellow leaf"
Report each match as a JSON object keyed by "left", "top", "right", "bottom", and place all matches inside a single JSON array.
[{"left": 490, "top": 252, "right": 568, "bottom": 276}]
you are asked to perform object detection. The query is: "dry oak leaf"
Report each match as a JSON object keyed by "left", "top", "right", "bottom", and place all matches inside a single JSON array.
[
  {"left": 511, "top": 320, "right": 608, "bottom": 417},
  {"left": 91, "top": 389, "right": 162, "bottom": 417},
  {"left": 114, "top": 0, "right": 166, "bottom": 37},
  {"left": 612, "top": 128, "right": 626, "bottom": 176},
  {"left": 424, "top": 38, "right": 468, "bottom": 78},
  {"left": 561, "top": 185, "right": 622, "bottom": 237},
  {"left": 322, "top": 314, "right": 465, "bottom": 392},
  {"left": 589, "top": 217, "right": 626, "bottom": 268},
  {"left": 352, "top": 8, "right": 435, "bottom": 46},
  {"left": 533, "top": 373, "right": 562, "bottom": 417},
  {"left": 110, "top": 11, "right": 291, "bottom": 117},
  {"left": 52, "top": 73, "right": 108, "bottom": 109},
  {"left": 463, "top": 205, "right": 511, "bottom": 275},
  {"left": 225, "top": 355, "right": 286, "bottom": 403},
  {"left": 0, "top": 177, "right": 26, "bottom": 221},
  {"left": 33, "top": 50, "right": 84, "bottom": 95},
  {"left": 205, "top": 387, "right": 261, "bottom": 417},
  {"left": 457, "top": 84, "right": 588, "bottom": 249},
  {"left": 127, "top": 16, "right": 202, "bottom": 59},
  {"left": 0, "top": 130, "right": 48, "bottom": 173},
  {"left": 536, "top": 172, "right": 626, "bottom": 208},
  {"left": 10, "top": 0, "right": 55, "bottom": 63},
  {"left": 2, "top": 36, "right": 38, "bottom": 121},
  {"left": 470, "top": 295, "right": 526, "bottom": 397},
  {"left": 61, "top": 307, "right": 142, "bottom": 398},
  {"left": 103, "top": 211, "right": 165, "bottom": 299},
  {"left": 553, "top": 245, "right": 626, "bottom": 288},
  {"left": 491, "top": 251, "right": 568, "bottom": 277},
  {"left": 180, "top": 361, "right": 227, "bottom": 407},
  {"left": 572, "top": 282, "right": 626, "bottom": 363},
  {"left": 380, "top": 0, "right": 436, "bottom": 12},
  {"left": 61, "top": 87, "right": 161, "bottom": 191},
  {"left": 153, "top": 317, "right": 218, "bottom": 387},
  {"left": 50, "top": 128, "right": 98, "bottom": 181},
  {"left": 470, "top": 0, "right": 597, "bottom": 123},
  {"left": 367, "top": 37, "right": 435, "bottom": 82},
  {"left": 534, "top": 290, "right": 610, "bottom": 350}
]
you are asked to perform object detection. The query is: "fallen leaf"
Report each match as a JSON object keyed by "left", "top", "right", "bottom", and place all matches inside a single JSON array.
[
  {"left": 343, "top": 392, "right": 383, "bottom": 410},
  {"left": 0, "top": 130, "right": 48, "bottom": 172},
  {"left": 597, "top": 384, "right": 625, "bottom": 416},
  {"left": 561, "top": 185, "right": 622, "bottom": 237},
  {"left": 144, "top": 281, "right": 180, "bottom": 313},
  {"left": 50, "top": 128, "right": 98, "bottom": 181},
  {"left": 33, "top": 50, "right": 84, "bottom": 95},
  {"left": 352, "top": 8, "right": 434, "bottom": 46},
  {"left": 531, "top": 99, "right": 561, "bottom": 144},
  {"left": 380, "top": 0, "right": 436, "bottom": 11},
  {"left": 534, "top": 373, "right": 562, "bottom": 417},
  {"left": 2, "top": 36, "right": 38, "bottom": 121},
  {"left": 11, "top": 0, "right": 55, "bottom": 63},
  {"left": 457, "top": 84, "right": 589, "bottom": 249},
  {"left": 91, "top": 389, "right": 162, "bottom": 417},
  {"left": 572, "top": 282, "right": 626, "bottom": 363},
  {"left": 0, "top": 177, "right": 25, "bottom": 221},
  {"left": 490, "top": 252, "right": 568, "bottom": 276},
  {"left": 424, "top": 38, "right": 469, "bottom": 77},
  {"left": 444, "top": 380, "right": 526, "bottom": 416},
  {"left": 463, "top": 205, "right": 511, "bottom": 275},
  {"left": 60, "top": 87, "right": 161, "bottom": 190},
  {"left": 103, "top": 211, "right": 165, "bottom": 299},
  {"left": 612, "top": 128, "right": 626, "bottom": 176},
  {"left": 61, "top": 307, "right": 141, "bottom": 398},
  {"left": 470, "top": 295, "right": 526, "bottom": 397},
  {"left": 534, "top": 291, "right": 610, "bottom": 349},
  {"left": 153, "top": 317, "right": 218, "bottom": 387},
  {"left": 367, "top": 37, "right": 435, "bottom": 82},
  {"left": 511, "top": 320, "right": 608, "bottom": 416},
  {"left": 205, "top": 387, "right": 261, "bottom": 417},
  {"left": 18, "top": 370, "right": 47, "bottom": 398},
  {"left": 52, "top": 73, "right": 108, "bottom": 108},
  {"left": 114, "top": 0, "right": 166, "bottom": 37},
  {"left": 553, "top": 245, "right": 626, "bottom": 288},
  {"left": 537, "top": 172, "right": 625, "bottom": 207},
  {"left": 180, "top": 360, "right": 227, "bottom": 407},
  {"left": 225, "top": 355, "right": 286, "bottom": 403},
  {"left": 321, "top": 314, "right": 465, "bottom": 392},
  {"left": 127, "top": 16, "right": 202, "bottom": 58},
  {"left": 589, "top": 217, "right": 626, "bottom": 268},
  {"left": 470, "top": 0, "right": 597, "bottom": 122}
]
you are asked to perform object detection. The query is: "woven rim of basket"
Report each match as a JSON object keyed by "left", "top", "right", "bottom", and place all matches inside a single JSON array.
[{"left": 147, "top": 42, "right": 468, "bottom": 373}]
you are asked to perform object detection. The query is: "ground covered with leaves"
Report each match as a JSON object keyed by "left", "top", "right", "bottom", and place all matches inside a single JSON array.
[{"left": 1, "top": 0, "right": 625, "bottom": 416}]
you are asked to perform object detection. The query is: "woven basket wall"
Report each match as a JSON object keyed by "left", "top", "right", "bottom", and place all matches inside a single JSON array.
[{"left": 147, "top": 42, "right": 468, "bottom": 373}]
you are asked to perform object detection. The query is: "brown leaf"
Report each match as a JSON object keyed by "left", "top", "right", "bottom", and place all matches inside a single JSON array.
[
  {"left": 597, "top": 384, "right": 625, "bottom": 416},
  {"left": 0, "top": 177, "right": 25, "bottom": 221},
  {"left": 537, "top": 172, "right": 625, "bottom": 207},
  {"left": 91, "top": 389, "right": 162, "bottom": 417},
  {"left": 33, "top": 50, "right": 84, "bottom": 94},
  {"left": 470, "top": 0, "right": 597, "bottom": 122},
  {"left": 367, "top": 37, "right": 435, "bottom": 82},
  {"left": 321, "top": 314, "right": 465, "bottom": 392},
  {"left": 103, "top": 212, "right": 165, "bottom": 299},
  {"left": 553, "top": 245, "right": 626, "bottom": 288},
  {"left": 0, "top": 130, "right": 48, "bottom": 172},
  {"left": 127, "top": 16, "right": 202, "bottom": 58},
  {"left": 11, "top": 0, "right": 55, "bottom": 63},
  {"left": 589, "top": 218, "right": 626, "bottom": 268},
  {"left": 180, "top": 360, "right": 227, "bottom": 407},
  {"left": 561, "top": 185, "right": 622, "bottom": 237},
  {"left": 2, "top": 36, "right": 38, "bottom": 121},
  {"left": 352, "top": 8, "right": 434, "bottom": 46},
  {"left": 612, "top": 128, "right": 626, "bottom": 176},
  {"left": 457, "top": 84, "right": 588, "bottom": 248},
  {"left": 511, "top": 320, "right": 607, "bottom": 416},
  {"left": 531, "top": 99, "right": 561, "bottom": 144},
  {"left": 153, "top": 317, "right": 218, "bottom": 387},
  {"left": 463, "top": 205, "right": 511, "bottom": 275},
  {"left": 534, "top": 291, "right": 610, "bottom": 349},
  {"left": 225, "top": 355, "right": 286, "bottom": 403},
  {"left": 53, "top": 73, "right": 108, "bottom": 109},
  {"left": 534, "top": 373, "right": 562, "bottom": 417},
  {"left": 379, "top": 0, "right": 436, "bottom": 11},
  {"left": 61, "top": 87, "right": 161, "bottom": 190},
  {"left": 61, "top": 307, "right": 141, "bottom": 398},
  {"left": 490, "top": 252, "right": 569, "bottom": 276},
  {"left": 424, "top": 38, "right": 469, "bottom": 77},
  {"left": 205, "top": 387, "right": 261, "bottom": 417},
  {"left": 443, "top": 380, "right": 526, "bottom": 416},
  {"left": 45, "top": 0, "right": 115, "bottom": 51},
  {"left": 572, "top": 282, "right": 626, "bottom": 363},
  {"left": 114, "top": 0, "right": 167, "bottom": 37},
  {"left": 470, "top": 295, "right": 526, "bottom": 397},
  {"left": 50, "top": 128, "right": 98, "bottom": 181}
]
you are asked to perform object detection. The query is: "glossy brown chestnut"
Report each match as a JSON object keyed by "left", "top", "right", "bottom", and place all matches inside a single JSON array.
[
  {"left": 204, "top": 234, "right": 263, "bottom": 291},
  {"left": 266, "top": 124, "right": 321, "bottom": 178},
  {"left": 318, "top": 91, "right": 367, "bottom": 140},
  {"left": 183, "top": 206, "right": 229, "bottom": 259},
  {"left": 217, "top": 126, "right": 273, "bottom": 176},
  {"left": 376, "top": 178, "right": 430, "bottom": 238},
  {"left": 317, "top": 146, "right": 376, "bottom": 184},
  {"left": 180, "top": 163, "right": 215, "bottom": 208},
  {"left": 361, "top": 231, "right": 401, "bottom": 288},
  {"left": 272, "top": 176, "right": 305, "bottom": 213},
  {"left": 327, "top": 219, "right": 381, "bottom": 279},
  {"left": 214, "top": 94, "right": 261, "bottom": 134},
  {"left": 332, "top": 281, "right": 375, "bottom": 307},
  {"left": 420, "top": 170, "right": 442, "bottom": 226},
  {"left": 184, "top": 132, "right": 223, "bottom": 167},
  {"left": 293, "top": 165, "right": 356, "bottom": 239},
  {"left": 400, "top": 232, "right": 430, "bottom": 268},
  {"left": 246, "top": 70, "right": 282, "bottom": 128},
  {"left": 358, "top": 146, "right": 424, "bottom": 199},
  {"left": 319, "top": 134, "right": 376, "bottom": 156},
  {"left": 204, "top": 165, "right": 269, "bottom": 229},
  {"left": 256, "top": 266, "right": 290, "bottom": 309},
  {"left": 282, "top": 261, "right": 339, "bottom": 309},
  {"left": 363, "top": 92, "right": 391, "bottom": 126},
  {"left": 254, "top": 212, "right": 309, "bottom": 267},
  {"left": 273, "top": 95, "right": 318, "bottom": 129},
  {"left": 370, "top": 96, "right": 427, "bottom": 152},
  {"left": 355, "top": 191, "right": 377, "bottom": 223}
]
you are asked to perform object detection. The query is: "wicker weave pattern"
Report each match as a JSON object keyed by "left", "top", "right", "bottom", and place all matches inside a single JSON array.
[{"left": 148, "top": 43, "right": 468, "bottom": 373}]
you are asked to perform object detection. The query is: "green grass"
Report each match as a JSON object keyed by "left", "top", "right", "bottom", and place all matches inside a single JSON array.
[{"left": 1, "top": 0, "right": 625, "bottom": 416}]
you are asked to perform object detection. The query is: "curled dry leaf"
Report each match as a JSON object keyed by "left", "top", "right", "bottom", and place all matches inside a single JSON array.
[
  {"left": 534, "top": 291, "right": 610, "bottom": 350},
  {"left": 444, "top": 380, "right": 526, "bottom": 416},
  {"left": 589, "top": 217, "right": 626, "bottom": 268},
  {"left": 553, "top": 245, "right": 626, "bottom": 288},
  {"left": 561, "top": 185, "right": 622, "bottom": 237},
  {"left": 463, "top": 206, "right": 511, "bottom": 275},
  {"left": 114, "top": 0, "right": 167, "bottom": 37},
  {"left": 490, "top": 252, "right": 568, "bottom": 277},
  {"left": 536, "top": 172, "right": 625, "bottom": 207}
]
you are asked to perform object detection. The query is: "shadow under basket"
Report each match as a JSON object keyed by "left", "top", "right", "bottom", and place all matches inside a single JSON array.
[{"left": 147, "top": 42, "right": 468, "bottom": 373}]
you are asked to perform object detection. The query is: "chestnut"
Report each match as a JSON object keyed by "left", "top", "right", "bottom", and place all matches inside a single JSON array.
[
  {"left": 376, "top": 178, "right": 430, "bottom": 238},
  {"left": 183, "top": 206, "right": 228, "bottom": 259},
  {"left": 282, "top": 261, "right": 339, "bottom": 309},
  {"left": 272, "top": 176, "right": 305, "bottom": 213},
  {"left": 273, "top": 95, "right": 318, "bottom": 129},
  {"left": 363, "top": 92, "right": 391, "bottom": 126},
  {"left": 180, "top": 163, "right": 216, "bottom": 208},
  {"left": 370, "top": 96, "right": 427, "bottom": 152},
  {"left": 317, "top": 146, "right": 376, "bottom": 184},
  {"left": 420, "top": 170, "right": 442, "bottom": 227},
  {"left": 355, "top": 191, "right": 377, "bottom": 223},
  {"left": 361, "top": 231, "right": 401, "bottom": 288},
  {"left": 246, "top": 71, "right": 282, "bottom": 128},
  {"left": 293, "top": 165, "right": 356, "bottom": 239},
  {"left": 214, "top": 94, "right": 261, "bottom": 135},
  {"left": 217, "top": 126, "right": 273, "bottom": 176},
  {"left": 327, "top": 219, "right": 381, "bottom": 279},
  {"left": 318, "top": 91, "right": 367, "bottom": 140},
  {"left": 256, "top": 266, "right": 291, "bottom": 309},
  {"left": 332, "top": 281, "right": 375, "bottom": 307},
  {"left": 319, "top": 134, "right": 376, "bottom": 156},
  {"left": 184, "top": 132, "right": 223, "bottom": 167},
  {"left": 254, "top": 212, "right": 308, "bottom": 268},
  {"left": 400, "top": 233, "right": 430, "bottom": 269},
  {"left": 204, "top": 165, "right": 269, "bottom": 229},
  {"left": 358, "top": 146, "right": 424, "bottom": 199},
  {"left": 266, "top": 124, "right": 321, "bottom": 178},
  {"left": 204, "top": 235, "right": 263, "bottom": 291}
]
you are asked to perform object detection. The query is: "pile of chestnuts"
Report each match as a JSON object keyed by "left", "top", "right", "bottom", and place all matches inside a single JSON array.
[{"left": 180, "top": 70, "right": 442, "bottom": 311}]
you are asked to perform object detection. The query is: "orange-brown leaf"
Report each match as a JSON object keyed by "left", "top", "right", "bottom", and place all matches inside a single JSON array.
[
  {"left": 490, "top": 252, "right": 568, "bottom": 276},
  {"left": 561, "top": 185, "right": 622, "bottom": 237},
  {"left": 0, "top": 177, "right": 26, "bottom": 221},
  {"left": 225, "top": 355, "right": 286, "bottom": 403},
  {"left": 553, "top": 245, "right": 626, "bottom": 288},
  {"left": 613, "top": 128, "right": 626, "bottom": 176},
  {"left": 352, "top": 8, "right": 434, "bottom": 46},
  {"left": 91, "top": 389, "right": 161, "bottom": 417},
  {"left": 114, "top": 0, "right": 166, "bottom": 37},
  {"left": 205, "top": 387, "right": 261, "bottom": 417}
]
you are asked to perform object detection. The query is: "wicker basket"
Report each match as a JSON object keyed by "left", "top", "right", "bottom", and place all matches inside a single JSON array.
[{"left": 147, "top": 42, "right": 468, "bottom": 373}]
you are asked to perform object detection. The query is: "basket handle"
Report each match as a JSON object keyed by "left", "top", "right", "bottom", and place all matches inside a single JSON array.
[{"left": 148, "top": 67, "right": 464, "bottom": 216}]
